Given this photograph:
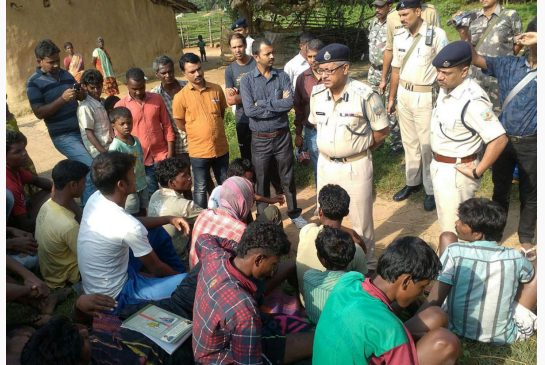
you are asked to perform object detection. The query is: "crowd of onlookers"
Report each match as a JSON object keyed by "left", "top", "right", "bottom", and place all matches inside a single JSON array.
[{"left": 5, "top": 0, "right": 538, "bottom": 363}]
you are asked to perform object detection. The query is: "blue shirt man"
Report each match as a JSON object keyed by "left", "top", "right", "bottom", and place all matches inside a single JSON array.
[
  {"left": 26, "top": 39, "right": 95, "bottom": 205},
  {"left": 472, "top": 20, "right": 537, "bottom": 247},
  {"left": 239, "top": 38, "right": 307, "bottom": 228}
]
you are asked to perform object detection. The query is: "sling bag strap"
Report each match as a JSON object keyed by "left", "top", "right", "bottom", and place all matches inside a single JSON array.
[
  {"left": 502, "top": 69, "right": 537, "bottom": 109},
  {"left": 475, "top": 10, "right": 504, "bottom": 52},
  {"left": 400, "top": 33, "right": 422, "bottom": 74},
  {"left": 439, "top": 100, "right": 477, "bottom": 142}
]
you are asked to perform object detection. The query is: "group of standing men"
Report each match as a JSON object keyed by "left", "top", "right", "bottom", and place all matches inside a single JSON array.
[{"left": 362, "top": 0, "right": 537, "bottom": 257}]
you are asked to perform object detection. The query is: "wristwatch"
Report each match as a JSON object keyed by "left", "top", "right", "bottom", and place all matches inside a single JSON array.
[{"left": 472, "top": 168, "right": 481, "bottom": 179}]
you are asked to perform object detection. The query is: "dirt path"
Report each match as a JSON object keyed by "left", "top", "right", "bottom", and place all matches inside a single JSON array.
[{"left": 15, "top": 45, "right": 522, "bottom": 260}]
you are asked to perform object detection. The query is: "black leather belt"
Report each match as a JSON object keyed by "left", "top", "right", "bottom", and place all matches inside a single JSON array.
[{"left": 509, "top": 134, "right": 536, "bottom": 143}]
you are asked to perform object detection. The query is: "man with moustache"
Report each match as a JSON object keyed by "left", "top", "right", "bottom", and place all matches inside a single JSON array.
[
  {"left": 309, "top": 43, "right": 390, "bottom": 270},
  {"left": 387, "top": 0, "right": 448, "bottom": 212},
  {"left": 150, "top": 55, "right": 188, "bottom": 159},
  {"left": 240, "top": 38, "right": 307, "bottom": 229},
  {"left": 429, "top": 41, "right": 506, "bottom": 234},
  {"left": 224, "top": 33, "right": 256, "bottom": 160},
  {"left": 172, "top": 53, "right": 229, "bottom": 209}
]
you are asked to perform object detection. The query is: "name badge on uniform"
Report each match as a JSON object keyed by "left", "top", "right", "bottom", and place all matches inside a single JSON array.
[
  {"left": 339, "top": 112, "right": 363, "bottom": 118},
  {"left": 398, "top": 48, "right": 406, "bottom": 52},
  {"left": 316, "top": 111, "right": 326, "bottom": 116}
]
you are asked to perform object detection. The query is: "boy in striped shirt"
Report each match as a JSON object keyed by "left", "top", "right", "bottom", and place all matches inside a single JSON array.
[
  {"left": 302, "top": 226, "right": 355, "bottom": 324},
  {"left": 422, "top": 198, "right": 537, "bottom": 344}
]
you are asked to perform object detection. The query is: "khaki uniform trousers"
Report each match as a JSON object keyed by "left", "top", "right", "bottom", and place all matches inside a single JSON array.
[
  {"left": 316, "top": 153, "right": 376, "bottom": 269},
  {"left": 397, "top": 87, "right": 434, "bottom": 195},
  {"left": 430, "top": 159, "right": 480, "bottom": 233}
]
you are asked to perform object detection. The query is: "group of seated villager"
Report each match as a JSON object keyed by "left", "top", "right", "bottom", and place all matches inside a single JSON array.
[{"left": 5, "top": 13, "right": 538, "bottom": 363}]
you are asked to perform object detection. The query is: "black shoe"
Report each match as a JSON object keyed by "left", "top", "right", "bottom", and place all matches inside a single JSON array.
[
  {"left": 393, "top": 185, "right": 421, "bottom": 201},
  {"left": 423, "top": 194, "right": 436, "bottom": 212}
]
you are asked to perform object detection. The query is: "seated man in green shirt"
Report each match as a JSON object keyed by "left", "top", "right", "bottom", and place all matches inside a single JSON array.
[
  {"left": 303, "top": 226, "right": 355, "bottom": 324},
  {"left": 313, "top": 236, "right": 460, "bottom": 365}
]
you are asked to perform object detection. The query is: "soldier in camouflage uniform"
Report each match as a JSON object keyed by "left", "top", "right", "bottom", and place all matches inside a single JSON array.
[
  {"left": 454, "top": 0, "right": 522, "bottom": 115},
  {"left": 367, "top": 0, "right": 403, "bottom": 153}
]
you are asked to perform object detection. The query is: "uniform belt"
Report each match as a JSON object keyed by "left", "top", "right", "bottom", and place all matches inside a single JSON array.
[
  {"left": 323, "top": 150, "right": 368, "bottom": 163},
  {"left": 433, "top": 152, "right": 477, "bottom": 164},
  {"left": 371, "top": 63, "right": 383, "bottom": 71},
  {"left": 253, "top": 128, "right": 288, "bottom": 138},
  {"left": 400, "top": 80, "right": 433, "bottom": 93}
]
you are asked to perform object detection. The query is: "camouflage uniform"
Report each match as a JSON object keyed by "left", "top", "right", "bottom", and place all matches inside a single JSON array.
[
  {"left": 367, "top": 17, "right": 403, "bottom": 152},
  {"left": 468, "top": 3, "right": 522, "bottom": 115}
]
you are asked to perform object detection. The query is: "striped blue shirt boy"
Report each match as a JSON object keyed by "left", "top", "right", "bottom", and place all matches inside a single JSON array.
[
  {"left": 303, "top": 269, "right": 346, "bottom": 324},
  {"left": 438, "top": 240, "right": 534, "bottom": 344}
]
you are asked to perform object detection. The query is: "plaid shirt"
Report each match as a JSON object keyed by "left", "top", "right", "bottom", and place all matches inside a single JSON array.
[
  {"left": 192, "top": 234, "right": 262, "bottom": 364},
  {"left": 150, "top": 80, "right": 188, "bottom": 155},
  {"left": 189, "top": 208, "right": 246, "bottom": 269}
]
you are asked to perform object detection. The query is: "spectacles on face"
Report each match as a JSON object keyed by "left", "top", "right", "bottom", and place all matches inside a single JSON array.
[{"left": 317, "top": 63, "right": 345, "bottom": 75}]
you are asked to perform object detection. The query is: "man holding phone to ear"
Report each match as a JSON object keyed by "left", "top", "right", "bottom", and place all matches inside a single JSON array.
[{"left": 27, "top": 39, "right": 95, "bottom": 205}]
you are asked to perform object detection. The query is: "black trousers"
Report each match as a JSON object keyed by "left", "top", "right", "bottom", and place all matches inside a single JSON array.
[
  {"left": 252, "top": 131, "right": 301, "bottom": 219},
  {"left": 492, "top": 135, "right": 537, "bottom": 243}
]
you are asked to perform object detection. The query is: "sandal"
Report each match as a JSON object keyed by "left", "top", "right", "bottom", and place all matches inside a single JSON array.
[{"left": 520, "top": 246, "right": 537, "bottom": 262}]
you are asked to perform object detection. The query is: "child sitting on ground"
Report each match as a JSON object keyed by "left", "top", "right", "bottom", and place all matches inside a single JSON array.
[
  {"left": 313, "top": 236, "right": 460, "bottom": 365},
  {"left": 421, "top": 197, "right": 537, "bottom": 344},
  {"left": 147, "top": 157, "right": 202, "bottom": 263},
  {"left": 208, "top": 158, "right": 285, "bottom": 227},
  {"left": 296, "top": 184, "right": 367, "bottom": 301},
  {"left": 303, "top": 226, "right": 355, "bottom": 324},
  {"left": 108, "top": 107, "right": 148, "bottom": 216},
  {"left": 7, "top": 130, "right": 53, "bottom": 234}
]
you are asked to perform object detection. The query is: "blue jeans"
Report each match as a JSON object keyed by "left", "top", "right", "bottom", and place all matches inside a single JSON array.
[
  {"left": 190, "top": 153, "right": 229, "bottom": 208},
  {"left": 145, "top": 164, "right": 159, "bottom": 196},
  {"left": 51, "top": 132, "right": 95, "bottom": 205},
  {"left": 128, "top": 227, "right": 185, "bottom": 273},
  {"left": 304, "top": 126, "right": 318, "bottom": 186}
]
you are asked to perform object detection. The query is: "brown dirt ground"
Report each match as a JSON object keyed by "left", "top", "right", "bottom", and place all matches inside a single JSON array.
[{"left": 15, "top": 46, "right": 522, "bottom": 259}]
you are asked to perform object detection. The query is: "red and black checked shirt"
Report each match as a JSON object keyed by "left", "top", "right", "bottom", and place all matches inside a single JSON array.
[{"left": 192, "top": 234, "right": 262, "bottom": 365}]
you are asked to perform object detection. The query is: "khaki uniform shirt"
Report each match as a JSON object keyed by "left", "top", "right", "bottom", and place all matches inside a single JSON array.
[
  {"left": 431, "top": 77, "right": 505, "bottom": 157},
  {"left": 392, "top": 21, "right": 448, "bottom": 86},
  {"left": 385, "top": 4, "right": 440, "bottom": 51},
  {"left": 309, "top": 78, "right": 389, "bottom": 158}
]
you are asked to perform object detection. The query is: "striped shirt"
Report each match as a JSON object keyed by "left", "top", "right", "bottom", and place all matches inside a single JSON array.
[
  {"left": 150, "top": 80, "right": 188, "bottom": 155},
  {"left": 77, "top": 95, "right": 112, "bottom": 157},
  {"left": 26, "top": 68, "right": 80, "bottom": 137},
  {"left": 438, "top": 240, "right": 534, "bottom": 344},
  {"left": 303, "top": 269, "right": 345, "bottom": 324}
]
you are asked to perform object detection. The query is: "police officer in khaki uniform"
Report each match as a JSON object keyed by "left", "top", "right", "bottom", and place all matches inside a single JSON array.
[
  {"left": 388, "top": 0, "right": 448, "bottom": 211},
  {"left": 309, "top": 44, "right": 390, "bottom": 269},
  {"left": 430, "top": 41, "right": 507, "bottom": 233}
]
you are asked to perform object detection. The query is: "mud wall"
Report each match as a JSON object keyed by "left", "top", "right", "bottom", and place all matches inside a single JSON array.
[{"left": 6, "top": 0, "right": 183, "bottom": 115}]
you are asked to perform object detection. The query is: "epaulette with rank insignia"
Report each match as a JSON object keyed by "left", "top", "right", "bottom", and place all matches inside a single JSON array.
[
  {"left": 311, "top": 84, "right": 327, "bottom": 96},
  {"left": 349, "top": 79, "right": 374, "bottom": 100}
]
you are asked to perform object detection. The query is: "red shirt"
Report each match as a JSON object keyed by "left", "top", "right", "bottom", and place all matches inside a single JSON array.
[
  {"left": 115, "top": 92, "right": 175, "bottom": 166},
  {"left": 6, "top": 167, "right": 34, "bottom": 216}
]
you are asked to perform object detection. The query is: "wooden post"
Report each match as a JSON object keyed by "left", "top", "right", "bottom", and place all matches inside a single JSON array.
[
  {"left": 208, "top": 18, "right": 213, "bottom": 46},
  {"left": 179, "top": 22, "right": 185, "bottom": 49}
]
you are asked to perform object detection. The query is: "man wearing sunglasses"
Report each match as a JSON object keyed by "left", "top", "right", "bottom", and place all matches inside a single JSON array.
[{"left": 308, "top": 43, "right": 390, "bottom": 271}]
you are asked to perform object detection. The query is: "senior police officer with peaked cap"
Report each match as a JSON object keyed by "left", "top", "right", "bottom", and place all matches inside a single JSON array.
[
  {"left": 231, "top": 17, "right": 254, "bottom": 56},
  {"left": 308, "top": 43, "right": 390, "bottom": 270},
  {"left": 430, "top": 40, "right": 507, "bottom": 233}
]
